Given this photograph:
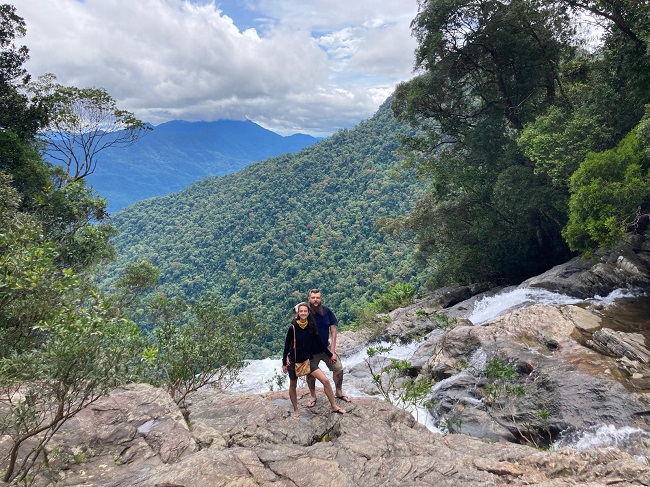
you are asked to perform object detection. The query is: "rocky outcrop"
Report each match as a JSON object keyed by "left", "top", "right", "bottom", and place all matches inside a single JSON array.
[
  {"left": 3, "top": 237, "right": 650, "bottom": 486},
  {"left": 337, "top": 234, "right": 650, "bottom": 452},
  {"left": 522, "top": 234, "right": 650, "bottom": 298},
  {"left": 412, "top": 303, "right": 650, "bottom": 447},
  {"left": 320, "top": 235, "right": 650, "bottom": 459},
  {"left": 8, "top": 384, "right": 650, "bottom": 487}
]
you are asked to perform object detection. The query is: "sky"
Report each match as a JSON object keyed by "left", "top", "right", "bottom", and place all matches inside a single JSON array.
[{"left": 11, "top": 0, "right": 420, "bottom": 137}]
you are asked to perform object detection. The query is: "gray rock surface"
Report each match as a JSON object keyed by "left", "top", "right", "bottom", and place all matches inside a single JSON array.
[
  {"left": 521, "top": 234, "right": 650, "bottom": 297},
  {"left": 11, "top": 386, "right": 650, "bottom": 487},
  {"left": 418, "top": 303, "right": 650, "bottom": 447}
]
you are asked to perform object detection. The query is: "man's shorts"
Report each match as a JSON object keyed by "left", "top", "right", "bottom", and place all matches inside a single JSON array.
[{"left": 311, "top": 352, "right": 344, "bottom": 372}]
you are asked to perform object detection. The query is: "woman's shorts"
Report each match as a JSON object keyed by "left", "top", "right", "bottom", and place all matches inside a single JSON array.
[{"left": 287, "top": 358, "right": 318, "bottom": 380}]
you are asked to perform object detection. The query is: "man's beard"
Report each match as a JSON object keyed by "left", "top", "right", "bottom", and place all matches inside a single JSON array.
[{"left": 311, "top": 303, "right": 324, "bottom": 315}]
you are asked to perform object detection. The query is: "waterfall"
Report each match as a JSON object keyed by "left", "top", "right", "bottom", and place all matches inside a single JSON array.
[
  {"left": 555, "top": 424, "right": 650, "bottom": 452},
  {"left": 231, "top": 339, "right": 422, "bottom": 395},
  {"left": 228, "top": 287, "right": 646, "bottom": 445},
  {"left": 468, "top": 287, "right": 584, "bottom": 325},
  {"left": 466, "top": 286, "right": 643, "bottom": 325}
]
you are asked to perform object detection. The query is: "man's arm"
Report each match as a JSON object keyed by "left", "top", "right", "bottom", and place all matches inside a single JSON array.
[{"left": 329, "top": 325, "right": 337, "bottom": 354}]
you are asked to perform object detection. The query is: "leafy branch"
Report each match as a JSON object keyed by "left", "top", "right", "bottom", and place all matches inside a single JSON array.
[{"left": 365, "top": 341, "right": 434, "bottom": 421}]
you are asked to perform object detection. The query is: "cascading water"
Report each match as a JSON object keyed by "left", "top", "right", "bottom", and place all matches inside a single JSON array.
[
  {"left": 466, "top": 286, "right": 643, "bottom": 326},
  {"left": 555, "top": 424, "right": 650, "bottom": 454},
  {"left": 228, "top": 286, "right": 648, "bottom": 447},
  {"left": 231, "top": 339, "right": 422, "bottom": 395},
  {"left": 467, "top": 287, "right": 584, "bottom": 325}
]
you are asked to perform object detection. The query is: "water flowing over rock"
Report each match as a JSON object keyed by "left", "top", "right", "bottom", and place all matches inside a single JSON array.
[
  {"left": 3, "top": 236, "right": 650, "bottom": 485},
  {"left": 370, "top": 236, "right": 650, "bottom": 452},
  {"left": 522, "top": 234, "right": 650, "bottom": 298},
  {"left": 418, "top": 304, "right": 650, "bottom": 446}
]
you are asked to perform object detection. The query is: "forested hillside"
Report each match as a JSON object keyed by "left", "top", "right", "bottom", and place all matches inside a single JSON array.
[
  {"left": 107, "top": 0, "right": 650, "bottom": 357},
  {"left": 84, "top": 119, "right": 319, "bottom": 213},
  {"left": 107, "top": 100, "right": 424, "bottom": 355}
]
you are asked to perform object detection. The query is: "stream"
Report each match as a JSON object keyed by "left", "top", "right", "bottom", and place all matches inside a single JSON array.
[{"left": 230, "top": 287, "right": 650, "bottom": 451}]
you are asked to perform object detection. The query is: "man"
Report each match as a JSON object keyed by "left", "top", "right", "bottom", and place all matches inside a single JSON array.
[{"left": 306, "top": 288, "right": 351, "bottom": 406}]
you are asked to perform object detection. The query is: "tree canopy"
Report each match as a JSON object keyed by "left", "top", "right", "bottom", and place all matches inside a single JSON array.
[{"left": 390, "top": 0, "right": 650, "bottom": 287}]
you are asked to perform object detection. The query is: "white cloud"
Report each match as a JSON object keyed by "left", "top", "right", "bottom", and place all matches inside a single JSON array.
[{"left": 11, "top": 0, "right": 418, "bottom": 136}]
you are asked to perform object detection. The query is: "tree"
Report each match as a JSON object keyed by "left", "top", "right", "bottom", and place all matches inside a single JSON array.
[
  {"left": 0, "top": 4, "right": 48, "bottom": 139},
  {"left": 0, "top": 172, "right": 144, "bottom": 483},
  {"left": 112, "top": 260, "right": 160, "bottom": 316},
  {"left": 143, "top": 294, "right": 263, "bottom": 417},
  {"left": 517, "top": 76, "right": 617, "bottom": 188},
  {"left": 563, "top": 125, "right": 650, "bottom": 252},
  {"left": 0, "top": 4, "right": 50, "bottom": 202},
  {"left": 561, "top": 0, "right": 650, "bottom": 51},
  {"left": 0, "top": 171, "right": 65, "bottom": 352},
  {"left": 36, "top": 77, "right": 150, "bottom": 183},
  {"left": 388, "top": 0, "right": 586, "bottom": 287},
  {"left": 398, "top": 0, "right": 573, "bottom": 139},
  {"left": 0, "top": 294, "right": 143, "bottom": 483}
]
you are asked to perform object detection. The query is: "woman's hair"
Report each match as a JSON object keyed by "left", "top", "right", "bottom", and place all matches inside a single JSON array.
[{"left": 294, "top": 302, "right": 309, "bottom": 315}]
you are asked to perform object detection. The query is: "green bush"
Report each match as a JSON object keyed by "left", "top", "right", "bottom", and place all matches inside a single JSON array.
[{"left": 563, "top": 128, "right": 650, "bottom": 252}]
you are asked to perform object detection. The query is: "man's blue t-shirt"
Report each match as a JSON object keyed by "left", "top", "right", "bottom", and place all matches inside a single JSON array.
[{"left": 312, "top": 306, "right": 337, "bottom": 348}]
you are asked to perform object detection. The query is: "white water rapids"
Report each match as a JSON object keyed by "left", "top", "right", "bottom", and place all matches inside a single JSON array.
[{"left": 229, "top": 287, "right": 647, "bottom": 450}]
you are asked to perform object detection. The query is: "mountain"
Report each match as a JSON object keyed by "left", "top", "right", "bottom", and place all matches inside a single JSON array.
[
  {"left": 85, "top": 120, "right": 320, "bottom": 212},
  {"left": 105, "top": 98, "right": 426, "bottom": 356}
]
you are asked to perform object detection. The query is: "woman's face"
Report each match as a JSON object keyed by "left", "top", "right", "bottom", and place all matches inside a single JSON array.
[{"left": 297, "top": 305, "right": 309, "bottom": 320}]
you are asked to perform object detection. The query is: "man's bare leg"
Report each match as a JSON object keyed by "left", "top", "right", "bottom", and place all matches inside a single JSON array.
[{"left": 333, "top": 370, "right": 351, "bottom": 402}]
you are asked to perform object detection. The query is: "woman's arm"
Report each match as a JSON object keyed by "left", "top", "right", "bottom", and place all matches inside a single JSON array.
[{"left": 282, "top": 326, "right": 293, "bottom": 366}]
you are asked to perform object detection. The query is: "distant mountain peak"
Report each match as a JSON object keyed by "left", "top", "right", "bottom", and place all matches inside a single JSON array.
[{"left": 86, "top": 119, "right": 319, "bottom": 212}]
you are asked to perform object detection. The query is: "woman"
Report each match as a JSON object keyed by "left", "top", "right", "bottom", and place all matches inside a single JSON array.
[{"left": 282, "top": 302, "right": 346, "bottom": 419}]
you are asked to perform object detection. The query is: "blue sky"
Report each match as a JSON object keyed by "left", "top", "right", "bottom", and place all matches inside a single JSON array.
[{"left": 12, "top": 0, "right": 419, "bottom": 136}]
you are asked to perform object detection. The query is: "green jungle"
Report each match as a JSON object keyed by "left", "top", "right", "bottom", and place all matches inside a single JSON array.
[
  {"left": 1, "top": 1, "right": 650, "bottom": 482},
  {"left": 106, "top": 99, "right": 425, "bottom": 356}
]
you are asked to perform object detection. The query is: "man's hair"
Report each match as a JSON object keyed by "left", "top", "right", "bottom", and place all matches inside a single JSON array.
[{"left": 308, "top": 288, "right": 321, "bottom": 295}]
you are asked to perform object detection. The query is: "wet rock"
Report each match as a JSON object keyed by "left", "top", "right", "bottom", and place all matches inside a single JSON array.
[
  {"left": 522, "top": 234, "right": 650, "bottom": 297},
  {"left": 381, "top": 283, "right": 495, "bottom": 339},
  {"left": 417, "top": 304, "right": 650, "bottom": 448}
]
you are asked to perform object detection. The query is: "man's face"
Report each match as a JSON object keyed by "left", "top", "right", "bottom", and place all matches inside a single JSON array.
[{"left": 309, "top": 292, "right": 322, "bottom": 307}]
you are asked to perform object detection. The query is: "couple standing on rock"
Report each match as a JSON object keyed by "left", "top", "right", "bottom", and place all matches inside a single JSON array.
[{"left": 281, "top": 288, "right": 351, "bottom": 419}]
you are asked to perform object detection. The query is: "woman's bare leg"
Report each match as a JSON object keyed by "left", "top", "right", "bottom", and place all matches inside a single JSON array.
[
  {"left": 289, "top": 378, "right": 299, "bottom": 418},
  {"left": 310, "top": 369, "right": 345, "bottom": 414}
]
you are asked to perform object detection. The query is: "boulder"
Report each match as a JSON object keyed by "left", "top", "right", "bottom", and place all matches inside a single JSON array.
[
  {"left": 522, "top": 234, "right": 650, "bottom": 297},
  {"left": 13, "top": 386, "right": 650, "bottom": 487}
]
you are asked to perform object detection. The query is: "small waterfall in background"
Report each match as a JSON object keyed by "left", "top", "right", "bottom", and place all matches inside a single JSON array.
[
  {"left": 229, "top": 287, "right": 647, "bottom": 448},
  {"left": 467, "top": 287, "right": 583, "bottom": 325},
  {"left": 555, "top": 424, "right": 650, "bottom": 455},
  {"left": 231, "top": 339, "right": 422, "bottom": 395},
  {"left": 466, "top": 286, "right": 643, "bottom": 326}
]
